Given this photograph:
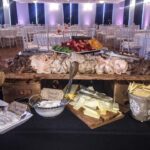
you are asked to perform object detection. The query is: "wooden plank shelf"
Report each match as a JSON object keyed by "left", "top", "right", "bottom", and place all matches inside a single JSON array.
[{"left": 5, "top": 73, "right": 150, "bottom": 81}]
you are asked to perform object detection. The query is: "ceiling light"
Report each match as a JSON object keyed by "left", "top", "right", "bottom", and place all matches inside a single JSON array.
[
  {"left": 99, "top": 1, "right": 104, "bottom": 4},
  {"left": 130, "top": 0, "right": 135, "bottom": 7},
  {"left": 83, "top": 3, "right": 93, "bottom": 11},
  {"left": 49, "top": 3, "right": 59, "bottom": 11},
  {"left": 3, "top": 0, "right": 9, "bottom": 8}
]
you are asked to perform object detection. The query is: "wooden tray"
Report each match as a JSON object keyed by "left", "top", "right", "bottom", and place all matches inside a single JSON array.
[{"left": 67, "top": 105, "right": 124, "bottom": 129}]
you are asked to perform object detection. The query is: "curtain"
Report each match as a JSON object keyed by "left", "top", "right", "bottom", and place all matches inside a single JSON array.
[
  {"left": 28, "top": 3, "right": 36, "bottom": 24},
  {"left": 0, "top": 0, "right": 4, "bottom": 25},
  {"left": 37, "top": 3, "right": 45, "bottom": 25},
  {"left": 9, "top": 0, "right": 18, "bottom": 25},
  {"left": 71, "top": 3, "right": 78, "bottom": 25},
  {"left": 123, "top": 0, "right": 130, "bottom": 26},
  {"left": 134, "top": 0, "right": 144, "bottom": 28},
  {"left": 95, "top": 4, "right": 104, "bottom": 25},
  {"left": 104, "top": 3, "right": 113, "bottom": 25},
  {"left": 63, "top": 3, "right": 70, "bottom": 24}
]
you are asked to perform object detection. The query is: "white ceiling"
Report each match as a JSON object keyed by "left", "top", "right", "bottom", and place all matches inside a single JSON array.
[{"left": 15, "top": 0, "right": 123, "bottom": 4}]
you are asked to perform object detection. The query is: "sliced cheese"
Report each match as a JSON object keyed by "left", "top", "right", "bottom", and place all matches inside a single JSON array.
[
  {"left": 84, "top": 100, "right": 99, "bottom": 109},
  {"left": 99, "top": 108, "right": 107, "bottom": 115},
  {"left": 83, "top": 106, "right": 100, "bottom": 119},
  {"left": 112, "top": 103, "right": 119, "bottom": 112},
  {"left": 73, "top": 98, "right": 85, "bottom": 110}
]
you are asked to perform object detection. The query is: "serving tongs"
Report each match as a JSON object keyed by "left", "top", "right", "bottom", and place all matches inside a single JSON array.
[
  {"left": 62, "top": 61, "right": 79, "bottom": 105},
  {"left": 78, "top": 86, "right": 113, "bottom": 103},
  {"left": 29, "top": 62, "right": 79, "bottom": 109}
]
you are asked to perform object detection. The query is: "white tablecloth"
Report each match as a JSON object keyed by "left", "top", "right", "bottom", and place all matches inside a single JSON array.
[{"left": 33, "top": 33, "right": 71, "bottom": 46}]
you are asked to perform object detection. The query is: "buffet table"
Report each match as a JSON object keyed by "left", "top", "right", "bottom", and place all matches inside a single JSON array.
[{"left": 0, "top": 109, "right": 150, "bottom": 150}]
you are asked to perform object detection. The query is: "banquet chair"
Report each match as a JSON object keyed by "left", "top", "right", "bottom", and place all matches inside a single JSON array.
[
  {"left": 104, "top": 27, "right": 116, "bottom": 49},
  {"left": 2, "top": 30, "right": 17, "bottom": 48},
  {"left": 121, "top": 28, "right": 140, "bottom": 53},
  {"left": 63, "top": 31, "right": 72, "bottom": 42},
  {"left": 143, "top": 33, "right": 150, "bottom": 60},
  {"left": 35, "top": 33, "right": 49, "bottom": 51},
  {"left": 88, "top": 28, "right": 96, "bottom": 38},
  {"left": 0, "top": 33, "right": 3, "bottom": 48},
  {"left": 3, "top": 24, "right": 11, "bottom": 28},
  {"left": 21, "top": 29, "right": 38, "bottom": 51}
]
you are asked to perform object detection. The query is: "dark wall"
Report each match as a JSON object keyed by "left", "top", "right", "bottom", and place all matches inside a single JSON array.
[
  {"left": 134, "top": 0, "right": 144, "bottom": 28},
  {"left": 104, "top": 4, "right": 113, "bottom": 25},
  {"left": 0, "top": 0, "right": 4, "bottom": 25},
  {"left": 95, "top": 4, "right": 104, "bottom": 25},
  {"left": 123, "top": 0, "right": 130, "bottom": 26},
  {"left": 9, "top": 0, "right": 18, "bottom": 25}
]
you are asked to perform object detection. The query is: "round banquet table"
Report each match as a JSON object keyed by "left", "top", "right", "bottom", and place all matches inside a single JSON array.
[{"left": 33, "top": 33, "right": 71, "bottom": 46}]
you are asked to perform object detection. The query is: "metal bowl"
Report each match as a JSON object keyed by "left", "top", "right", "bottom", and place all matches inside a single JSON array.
[{"left": 29, "top": 95, "right": 65, "bottom": 118}]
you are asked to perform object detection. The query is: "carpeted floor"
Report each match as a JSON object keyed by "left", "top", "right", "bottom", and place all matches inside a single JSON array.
[{"left": 0, "top": 47, "right": 21, "bottom": 60}]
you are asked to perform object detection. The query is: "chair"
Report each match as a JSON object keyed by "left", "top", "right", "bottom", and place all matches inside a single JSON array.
[
  {"left": 21, "top": 29, "right": 38, "bottom": 51},
  {"left": 143, "top": 32, "right": 150, "bottom": 60},
  {"left": 0, "top": 32, "right": 3, "bottom": 48},
  {"left": 35, "top": 32, "right": 49, "bottom": 51},
  {"left": 121, "top": 28, "right": 140, "bottom": 53},
  {"left": 2, "top": 29, "right": 17, "bottom": 48}
]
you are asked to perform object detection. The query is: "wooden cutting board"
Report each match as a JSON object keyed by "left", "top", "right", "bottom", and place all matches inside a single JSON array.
[{"left": 67, "top": 105, "right": 124, "bottom": 129}]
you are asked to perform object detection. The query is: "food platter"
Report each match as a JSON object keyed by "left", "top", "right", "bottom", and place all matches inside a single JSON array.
[{"left": 50, "top": 47, "right": 103, "bottom": 55}]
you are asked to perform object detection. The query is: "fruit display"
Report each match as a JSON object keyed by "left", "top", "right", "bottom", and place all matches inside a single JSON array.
[
  {"left": 61, "top": 39, "right": 103, "bottom": 52},
  {"left": 62, "top": 39, "right": 93, "bottom": 52},
  {"left": 88, "top": 38, "right": 103, "bottom": 50},
  {"left": 128, "top": 82, "right": 150, "bottom": 98}
]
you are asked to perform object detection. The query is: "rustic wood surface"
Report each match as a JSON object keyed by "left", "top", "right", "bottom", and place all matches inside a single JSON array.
[
  {"left": 5, "top": 73, "right": 150, "bottom": 81},
  {"left": 67, "top": 105, "right": 124, "bottom": 129},
  {"left": 0, "top": 72, "right": 5, "bottom": 86},
  {"left": 2, "top": 81, "right": 41, "bottom": 103}
]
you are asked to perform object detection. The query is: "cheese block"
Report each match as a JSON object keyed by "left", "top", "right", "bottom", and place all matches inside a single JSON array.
[
  {"left": 84, "top": 99, "right": 99, "bottom": 109},
  {"left": 112, "top": 103, "right": 119, "bottom": 112},
  {"left": 99, "top": 108, "right": 107, "bottom": 115},
  {"left": 41, "top": 88, "right": 64, "bottom": 101},
  {"left": 73, "top": 98, "right": 85, "bottom": 110},
  {"left": 83, "top": 106, "right": 100, "bottom": 119}
]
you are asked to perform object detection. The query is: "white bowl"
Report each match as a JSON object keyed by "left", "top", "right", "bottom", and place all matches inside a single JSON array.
[{"left": 34, "top": 106, "right": 64, "bottom": 118}]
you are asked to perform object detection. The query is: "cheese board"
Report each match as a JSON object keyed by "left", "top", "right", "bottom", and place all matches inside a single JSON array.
[{"left": 67, "top": 105, "right": 124, "bottom": 129}]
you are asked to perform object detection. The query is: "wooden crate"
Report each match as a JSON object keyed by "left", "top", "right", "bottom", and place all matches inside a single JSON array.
[
  {"left": 0, "top": 72, "right": 5, "bottom": 86},
  {"left": 2, "top": 80, "right": 41, "bottom": 103},
  {"left": 113, "top": 81, "right": 129, "bottom": 105}
]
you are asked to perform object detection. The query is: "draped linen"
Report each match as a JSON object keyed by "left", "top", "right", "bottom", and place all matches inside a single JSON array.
[
  {"left": 95, "top": 4, "right": 104, "bottom": 25},
  {"left": 9, "top": 0, "right": 18, "bottom": 25}
]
